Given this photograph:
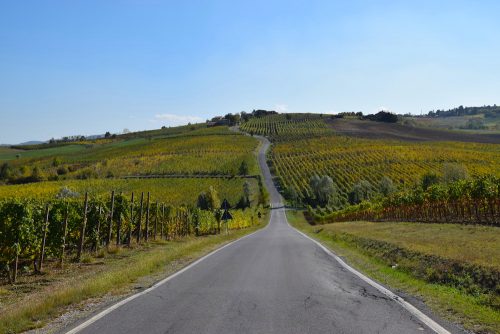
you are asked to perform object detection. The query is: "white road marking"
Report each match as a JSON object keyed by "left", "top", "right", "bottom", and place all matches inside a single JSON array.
[
  {"left": 64, "top": 226, "right": 267, "bottom": 334},
  {"left": 290, "top": 221, "right": 451, "bottom": 334}
]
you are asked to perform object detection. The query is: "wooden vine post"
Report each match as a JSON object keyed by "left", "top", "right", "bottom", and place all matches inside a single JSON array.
[
  {"left": 95, "top": 206, "right": 102, "bottom": 254},
  {"left": 116, "top": 192, "right": 123, "bottom": 246},
  {"left": 161, "top": 203, "right": 165, "bottom": 240},
  {"left": 128, "top": 192, "right": 134, "bottom": 247},
  {"left": 136, "top": 192, "right": 144, "bottom": 244},
  {"left": 39, "top": 204, "right": 50, "bottom": 272},
  {"left": 77, "top": 192, "right": 89, "bottom": 261},
  {"left": 107, "top": 190, "right": 115, "bottom": 247},
  {"left": 145, "top": 192, "right": 150, "bottom": 242},
  {"left": 60, "top": 204, "right": 69, "bottom": 267},
  {"left": 154, "top": 201, "right": 159, "bottom": 240}
]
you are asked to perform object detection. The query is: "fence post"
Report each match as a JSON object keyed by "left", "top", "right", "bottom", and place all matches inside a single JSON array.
[
  {"left": 107, "top": 190, "right": 115, "bottom": 247},
  {"left": 95, "top": 206, "right": 102, "bottom": 254},
  {"left": 145, "top": 192, "right": 150, "bottom": 242},
  {"left": 60, "top": 204, "right": 69, "bottom": 267},
  {"left": 39, "top": 204, "right": 50, "bottom": 272},
  {"left": 117, "top": 192, "right": 123, "bottom": 245},
  {"left": 136, "top": 192, "right": 144, "bottom": 244},
  {"left": 77, "top": 192, "right": 89, "bottom": 261},
  {"left": 161, "top": 203, "right": 165, "bottom": 239},
  {"left": 154, "top": 200, "right": 158, "bottom": 240},
  {"left": 128, "top": 192, "right": 134, "bottom": 247}
]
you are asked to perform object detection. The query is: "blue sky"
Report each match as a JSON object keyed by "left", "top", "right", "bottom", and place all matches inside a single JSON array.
[{"left": 1, "top": 0, "right": 499, "bottom": 143}]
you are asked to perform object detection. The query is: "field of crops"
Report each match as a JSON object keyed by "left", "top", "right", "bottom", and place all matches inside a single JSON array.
[
  {"left": 273, "top": 136, "right": 500, "bottom": 202},
  {"left": 240, "top": 115, "right": 500, "bottom": 205},
  {"left": 1, "top": 126, "right": 259, "bottom": 182},
  {"left": 0, "top": 177, "right": 258, "bottom": 207},
  {"left": 240, "top": 113, "right": 330, "bottom": 141}
]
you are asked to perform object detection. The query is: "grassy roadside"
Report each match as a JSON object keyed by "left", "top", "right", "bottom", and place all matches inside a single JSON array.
[
  {"left": 0, "top": 218, "right": 267, "bottom": 334},
  {"left": 286, "top": 210, "right": 500, "bottom": 334}
]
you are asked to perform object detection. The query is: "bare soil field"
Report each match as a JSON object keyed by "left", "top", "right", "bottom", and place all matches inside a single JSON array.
[{"left": 327, "top": 118, "right": 500, "bottom": 143}]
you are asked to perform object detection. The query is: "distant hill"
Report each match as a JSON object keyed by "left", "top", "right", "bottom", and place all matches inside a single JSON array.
[
  {"left": 327, "top": 118, "right": 500, "bottom": 144},
  {"left": 427, "top": 105, "right": 499, "bottom": 118},
  {"left": 18, "top": 140, "right": 45, "bottom": 146}
]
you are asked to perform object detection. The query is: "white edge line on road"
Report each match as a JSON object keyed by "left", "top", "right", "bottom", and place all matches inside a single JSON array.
[
  {"left": 290, "top": 223, "right": 451, "bottom": 334},
  {"left": 65, "top": 225, "right": 268, "bottom": 334}
]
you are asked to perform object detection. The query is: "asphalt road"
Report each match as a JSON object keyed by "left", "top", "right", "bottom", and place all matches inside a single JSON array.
[{"left": 67, "top": 136, "right": 455, "bottom": 334}]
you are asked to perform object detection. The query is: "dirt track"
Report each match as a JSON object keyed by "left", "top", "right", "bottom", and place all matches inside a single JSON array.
[{"left": 327, "top": 119, "right": 500, "bottom": 144}]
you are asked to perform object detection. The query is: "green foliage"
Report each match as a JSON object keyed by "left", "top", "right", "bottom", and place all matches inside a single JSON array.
[
  {"left": 421, "top": 172, "right": 440, "bottom": 191},
  {"left": 348, "top": 180, "right": 374, "bottom": 205},
  {"left": 309, "top": 175, "right": 340, "bottom": 207},
  {"left": 323, "top": 175, "right": 500, "bottom": 225},
  {"left": 239, "top": 160, "right": 249, "bottom": 175},
  {"left": 378, "top": 176, "right": 395, "bottom": 196},
  {"left": 442, "top": 163, "right": 468, "bottom": 184}
]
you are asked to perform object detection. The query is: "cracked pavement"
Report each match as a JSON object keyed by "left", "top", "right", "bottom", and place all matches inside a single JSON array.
[{"left": 67, "top": 136, "right": 458, "bottom": 334}]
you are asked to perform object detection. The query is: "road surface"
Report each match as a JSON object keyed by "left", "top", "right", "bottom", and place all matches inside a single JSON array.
[{"left": 66, "top": 136, "right": 456, "bottom": 334}]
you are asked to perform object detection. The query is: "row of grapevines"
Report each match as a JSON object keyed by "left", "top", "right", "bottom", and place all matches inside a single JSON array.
[
  {"left": 0, "top": 191, "right": 262, "bottom": 283},
  {"left": 315, "top": 175, "right": 500, "bottom": 225},
  {"left": 271, "top": 135, "right": 500, "bottom": 204},
  {"left": 240, "top": 114, "right": 331, "bottom": 142}
]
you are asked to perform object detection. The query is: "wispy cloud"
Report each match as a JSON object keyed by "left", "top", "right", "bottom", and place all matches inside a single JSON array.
[
  {"left": 275, "top": 104, "right": 288, "bottom": 113},
  {"left": 153, "top": 113, "right": 204, "bottom": 125}
]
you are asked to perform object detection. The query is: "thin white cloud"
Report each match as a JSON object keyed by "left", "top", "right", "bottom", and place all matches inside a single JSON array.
[
  {"left": 153, "top": 113, "right": 204, "bottom": 125},
  {"left": 275, "top": 104, "right": 288, "bottom": 113}
]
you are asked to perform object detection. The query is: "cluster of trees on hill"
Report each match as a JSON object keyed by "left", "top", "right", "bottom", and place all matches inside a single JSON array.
[
  {"left": 331, "top": 111, "right": 398, "bottom": 123},
  {"left": 208, "top": 109, "right": 278, "bottom": 127},
  {"left": 427, "top": 105, "right": 500, "bottom": 118}
]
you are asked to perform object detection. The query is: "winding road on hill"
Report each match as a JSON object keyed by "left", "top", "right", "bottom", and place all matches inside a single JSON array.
[{"left": 65, "top": 135, "right": 459, "bottom": 334}]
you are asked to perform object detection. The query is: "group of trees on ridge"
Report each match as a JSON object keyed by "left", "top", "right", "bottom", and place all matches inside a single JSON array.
[{"left": 426, "top": 105, "right": 500, "bottom": 118}]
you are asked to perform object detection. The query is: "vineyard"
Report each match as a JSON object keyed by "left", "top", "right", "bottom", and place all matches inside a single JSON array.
[
  {"left": 311, "top": 175, "right": 500, "bottom": 226},
  {"left": 272, "top": 135, "right": 500, "bottom": 204},
  {"left": 0, "top": 190, "right": 262, "bottom": 284},
  {"left": 0, "top": 178, "right": 258, "bottom": 207},
  {"left": 0, "top": 125, "right": 258, "bottom": 183},
  {"left": 240, "top": 115, "right": 499, "bottom": 202},
  {"left": 239, "top": 113, "right": 330, "bottom": 142}
]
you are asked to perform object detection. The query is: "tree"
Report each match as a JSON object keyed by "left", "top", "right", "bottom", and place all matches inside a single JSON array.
[
  {"left": 239, "top": 161, "right": 249, "bottom": 175},
  {"left": 30, "top": 166, "right": 46, "bottom": 182},
  {"left": 197, "top": 191, "right": 209, "bottom": 210},
  {"left": 309, "top": 175, "right": 338, "bottom": 207},
  {"left": 443, "top": 163, "right": 468, "bottom": 184},
  {"left": 104, "top": 132, "right": 111, "bottom": 138},
  {"left": 348, "top": 180, "right": 373, "bottom": 204},
  {"left": 243, "top": 181, "right": 251, "bottom": 202},
  {"left": 378, "top": 176, "right": 395, "bottom": 196},
  {"left": 284, "top": 186, "right": 299, "bottom": 206},
  {"left": 421, "top": 172, "right": 440, "bottom": 191},
  {"left": 207, "top": 186, "right": 220, "bottom": 210},
  {"left": 237, "top": 181, "right": 251, "bottom": 208},
  {"left": 0, "top": 163, "right": 11, "bottom": 180}
]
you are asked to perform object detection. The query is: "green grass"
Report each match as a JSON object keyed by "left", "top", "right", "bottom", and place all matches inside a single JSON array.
[
  {"left": 287, "top": 211, "right": 500, "bottom": 334},
  {"left": 318, "top": 221, "right": 500, "bottom": 270},
  {"left": 0, "top": 220, "right": 267, "bottom": 334},
  {"left": 0, "top": 145, "right": 86, "bottom": 161}
]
